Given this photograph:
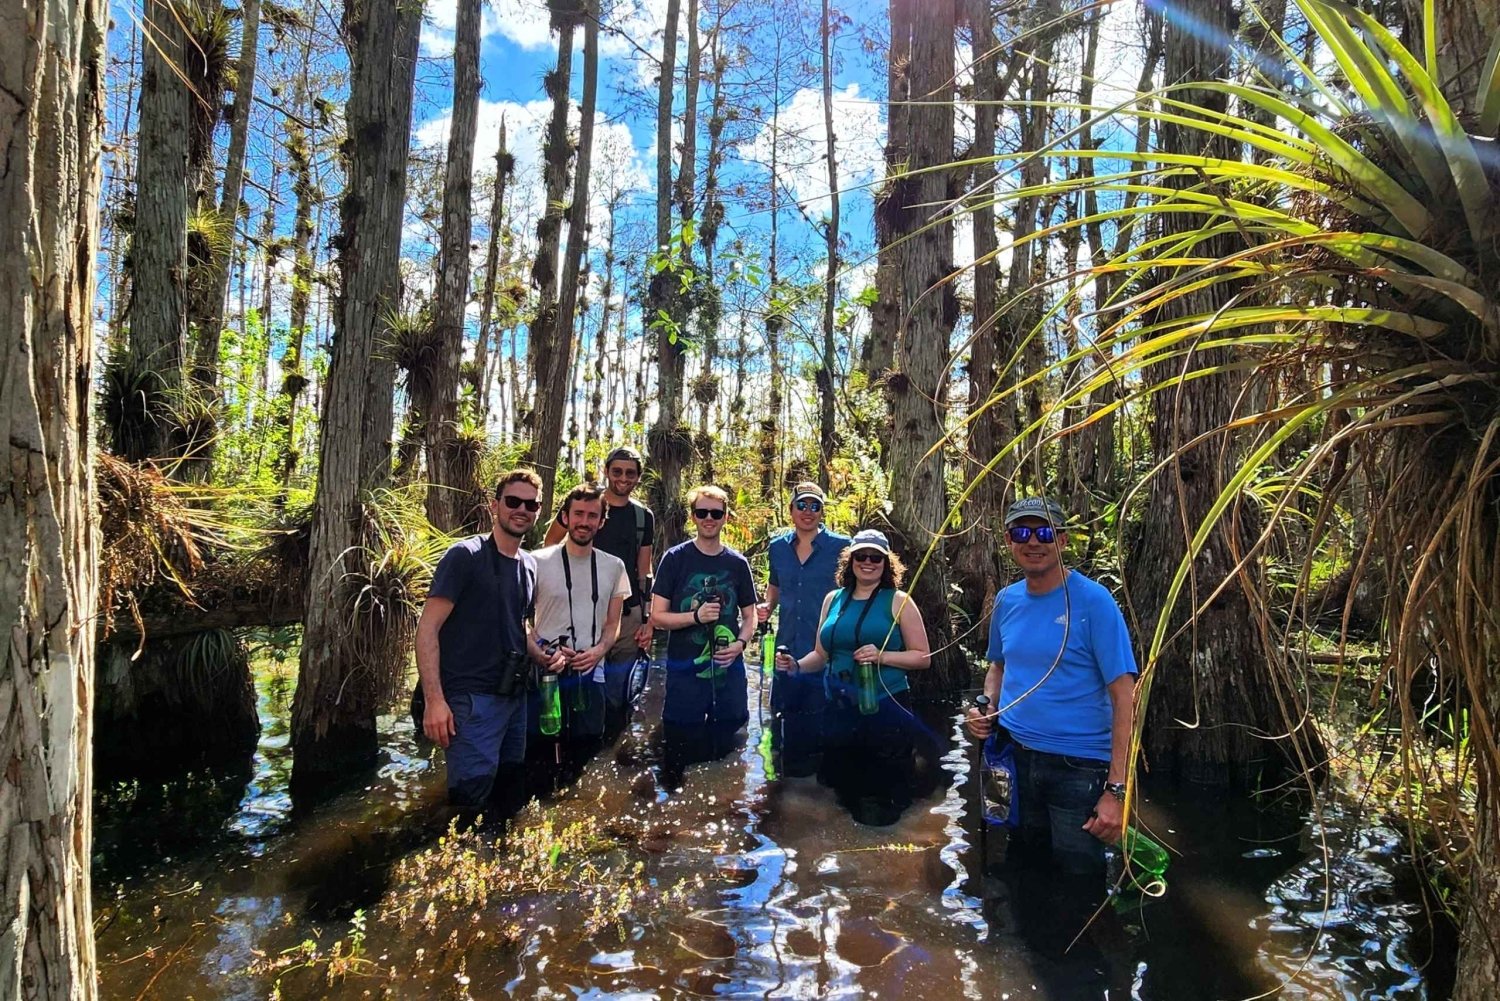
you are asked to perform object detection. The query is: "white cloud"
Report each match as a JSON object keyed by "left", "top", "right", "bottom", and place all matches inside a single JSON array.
[
  {"left": 422, "top": 0, "right": 553, "bottom": 57},
  {"left": 743, "top": 83, "right": 885, "bottom": 212}
]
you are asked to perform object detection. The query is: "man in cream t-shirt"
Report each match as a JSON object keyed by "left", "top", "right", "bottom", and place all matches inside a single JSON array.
[{"left": 531, "top": 483, "right": 632, "bottom": 748}]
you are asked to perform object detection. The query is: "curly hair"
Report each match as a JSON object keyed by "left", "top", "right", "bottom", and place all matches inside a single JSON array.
[{"left": 835, "top": 546, "right": 905, "bottom": 590}]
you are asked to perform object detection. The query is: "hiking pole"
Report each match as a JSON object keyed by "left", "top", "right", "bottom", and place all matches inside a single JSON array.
[{"left": 974, "top": 693, "right": 991, "bottom": 872}]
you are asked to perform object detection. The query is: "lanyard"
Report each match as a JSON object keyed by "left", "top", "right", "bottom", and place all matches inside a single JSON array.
[
  {"left": 831, "top": 585, "right": 882, "bottom": 653},
  {"left": 561, "top": 548, "right": 600, "bottom": 649}
]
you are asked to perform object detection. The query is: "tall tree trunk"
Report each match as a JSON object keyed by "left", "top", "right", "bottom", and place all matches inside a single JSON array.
[
  {"left": 1131, "top": 0, "right": 1315, "bottom": 789},
  {"left": 757, "top": 31, "right": 784, "bottom": 500},
  {"left": 883, "top": 0, "right": 959, "bottom": 690},
  {"left": 536, "top": 0, "right": 599, "bottom": 520},
  {"left": 425, "top": 0, "right": 484, "bottom": 531},
  {"left": 0, "top": 0, "right": 106, "bottom": 991},
  {"left": 1001, "top": 7, "right": 1059, "bottom": 490},
  {"left": 195, "top": 0, "right": 259, "bottom": 389},
  {"left": 273, "top": 28, "right": 316, "bottom": 502},
  {"left": 292, "top": 0, "right": 421, "bottom": 789},
  {"left": 527, "top": 5, "right": 579, "bottom": 474},
  {"left": 955, "top": 0, "right": 1005, "bottom": 621},
  {"left": 589, "top": 187, "right": 621, "bottom": 461},
  {"left": 862, "top": 0, "right": 910, "bottom": 382},
  {"left": 473, "top": 117, "right": 513, "bottom": 422},
  {"left": 120, "top": 0, "right": 192, "bottom": 463},
  {"left": 816, "top": 0, "right": 839, "bottom": 491},
  {"left": 1401, "top": 0, "right": 1500, "bottom": 114},
  {"left": 693, "top": 11, "right": 728, "bottom": 485},
  {"left": 647, "top": 0, "right": 688, "bottom": 546}
]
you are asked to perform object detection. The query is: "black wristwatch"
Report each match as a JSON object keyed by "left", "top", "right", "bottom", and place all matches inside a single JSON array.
[{"left": 1103, "top": 781, "right": 1127, "bottom": 802}]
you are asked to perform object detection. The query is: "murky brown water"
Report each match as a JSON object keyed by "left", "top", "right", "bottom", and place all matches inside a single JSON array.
[{"left": 93, "top": 663, "right": 1450, "bottom": 999}]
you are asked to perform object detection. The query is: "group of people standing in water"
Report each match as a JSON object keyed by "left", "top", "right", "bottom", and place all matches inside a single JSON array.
[{"left": 415, "top": 445, "right": 1139, "bottom": 883}]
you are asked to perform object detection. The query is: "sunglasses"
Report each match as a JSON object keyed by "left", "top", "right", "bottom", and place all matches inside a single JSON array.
[
  {"left": 693, "top": 507, "right": 726, "bottom": 520},
  {"left": 607, "top": 466, "right": 640, "bottom": 479},
  {"left": 794, "top": 499, "right": 823, "bottom": 513},
  {"left": 851, "top": 550, "right": 886, "bottom": 564},
  {"left": 1006, "top": 525, "right": 1058, "bottom": 544},
  {"left": 501, "top": 495, "right": 541, "bottom": 512}
]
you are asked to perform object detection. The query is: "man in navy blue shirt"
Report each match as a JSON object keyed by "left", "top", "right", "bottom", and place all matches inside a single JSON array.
[
  {"left": 757, "top": 482, "right": 850, "bottom": 775},
  {"left": 416, "top": 469, "right": 553, "bottom": 823},
  {"left": 650, "top": 485, "right": 759, "bottom": 787},
  {"left": 965, "top": 496, "right": 1138, "bottom": 874}
]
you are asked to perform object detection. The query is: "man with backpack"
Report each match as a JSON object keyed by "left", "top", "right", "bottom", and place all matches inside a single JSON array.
[{"left": 545, "top": 446, "right": 655, "bottom": 730}]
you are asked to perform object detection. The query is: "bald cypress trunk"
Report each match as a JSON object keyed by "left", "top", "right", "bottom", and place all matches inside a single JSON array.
[
  {"left": 425, "top": 0, "right": 484, "bottom": 531},
  {"left": 883, "top": 0, "right": 959, "bottom": 690},
  {"left": 1131, "top": 0, "right": 1317, "bottom": 789},
  {"left": 119, "top": 0, "right": 191, "bottom": 463},
  {"left": 292, "top": 0, "right": 421, "bottom": 789},
  {"left": 0, "top": 0, "right": 106, "bottom": 990}
]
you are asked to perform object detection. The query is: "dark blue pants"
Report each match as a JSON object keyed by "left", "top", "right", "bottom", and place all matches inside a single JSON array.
[
  {"left": 818, "top": 690, "right": 916, "bottom": 826},
  {"left": 770, "top": 669, "right": 826, "bottom": 778},
  {"left": 446, "top": 692, "right": 527, "bottom": 811},
  {"left": 1011, "top": 744, "right": 1108, "bottom": 874}
]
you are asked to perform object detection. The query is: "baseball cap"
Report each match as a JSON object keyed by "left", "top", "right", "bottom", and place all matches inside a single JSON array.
[
  {"left": 1003, "top": 496, "right": 1069, "bottom": 527},
  {"left": 791, "top": 481, "right": 825, "bottom": 504},
  {"left": 604, "top": 445, "right": 643, "bottom": 469},
  {"left": 848, "top": 528, "right": 891, "bottom": 555}
]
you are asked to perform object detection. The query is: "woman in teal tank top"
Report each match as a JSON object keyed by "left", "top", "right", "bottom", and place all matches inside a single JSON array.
[{"left": 775, "top": 529, "right": 931, "bottom": 824}]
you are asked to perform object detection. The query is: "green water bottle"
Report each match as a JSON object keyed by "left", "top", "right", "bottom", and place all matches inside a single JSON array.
[
  {"left": 760, "top": 628, "right": 776, "bottom": 679},
  {"left": 856, "top": 660, "right": 880, "bottom": 715},
  {"left": 568, "top": 637, "right": 588, "bottom": 712},
  {"left": 539, "top": 639, "right": 562, "bottom": 736},
  {"left": 1123, "top": 826, "right": 1170, "bottom": 883}
]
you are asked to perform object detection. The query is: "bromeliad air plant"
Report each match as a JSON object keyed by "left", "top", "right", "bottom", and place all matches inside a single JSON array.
[{"left": 954, "top": 0, "right": 1500, "bottom": 966}]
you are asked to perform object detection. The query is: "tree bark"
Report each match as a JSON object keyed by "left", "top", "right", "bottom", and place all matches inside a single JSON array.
[
  {"left": 527, "top": 4, "right": 579, "bottom": 481},
  {"left": 473, "top": 117, "right": 513, "bottom": 421},
  {"left": 120, "top": 0, "right": 192, "bottom": 463},
  {"left": 292, "top": 0, "right": 421, "bottom": 789},
  {"left": 816, "top": 0, "right": 840, "bottom": 491},
  {"left": 0, "top": 0, "right": 106, "bottom": 991},
  {"left": 884, "top": 0, "right": 959, "bottom": 690},
  {"left": 1401, "top": 0, "right": 1500, "bottom": 114},
  {"left": 862, "top": 0, "right": 910, "bottom": 382},
  {"left": 536, "top": 0, "right": 600, "bottom": 520},
  {"left": 425, "top": 0, "right": 484, "bottom": 532},
  {"left": 1131, "top": 0, "right": 1316, "bottom": 788},
  {"left": 194, "top": 0, "right": 259, "bottom": 390},
  {"left": 647, "top": 0, "right": 689, "bottom": 547},
  {"left": 274, "top": 26, "right": 315, "bottom": 503}
]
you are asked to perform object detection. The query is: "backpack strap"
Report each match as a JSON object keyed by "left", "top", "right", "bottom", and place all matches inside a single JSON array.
[{"left": 633, "top": 500, "right": 647, "bottom": 552}]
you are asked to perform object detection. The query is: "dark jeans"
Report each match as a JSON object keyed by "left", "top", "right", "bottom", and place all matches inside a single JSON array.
[
  {"left": 1011, "top": 744, "right": 1108, "bottom": 875},
  {"left": 446, "top": 692, "right": 527, "bottom": 812},
  {"left": 771, "top": 669, "right": 826, "bottom": 778},
  {"left": 818, "top": 690, "right": 916, "bottom": 826}
]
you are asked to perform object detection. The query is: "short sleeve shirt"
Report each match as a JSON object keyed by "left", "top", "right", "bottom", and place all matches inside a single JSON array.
[
  {"left": 427, "top": 534, "right": 537, "bottom": 696},
  {"left": 559, "top": 498, "right": 654, "bottom": 602},
  {"left": 652, "top": 540, "right": 758, "bottom": 666},
  {"left": 767, "top": 526, "right": 851, "bottom": 657},
  {"left": 985, "top": 571, "right": 1137, "bottom": 761},
  {"left": 531, "top": 544, "right": 631, "bottom": 652}
]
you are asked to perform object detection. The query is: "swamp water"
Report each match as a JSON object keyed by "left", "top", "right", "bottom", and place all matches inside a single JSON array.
[{"left": 94, "top": 662, "right": 1451, "bottom": 999}]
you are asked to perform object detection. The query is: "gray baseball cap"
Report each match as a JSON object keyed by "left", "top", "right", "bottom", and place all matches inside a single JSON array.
[{"left": 1003, "top": 496, "right": 1068, "bottom": 526}]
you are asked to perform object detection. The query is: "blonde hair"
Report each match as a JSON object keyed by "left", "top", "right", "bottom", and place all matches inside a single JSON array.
[{"left": 686, "top": 484, "right": 729, "bottom": 510}]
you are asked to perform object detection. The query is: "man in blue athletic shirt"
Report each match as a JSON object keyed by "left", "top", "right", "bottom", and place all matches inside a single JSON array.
[
  {"left": 757, "top": 482, "right": 850, "bottom": 775},
  {"left": 965, "top": 496, "right": 1138, "bottom": 874}
]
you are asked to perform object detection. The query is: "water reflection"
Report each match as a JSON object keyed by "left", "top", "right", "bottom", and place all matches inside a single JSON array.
[{"left": 94, "top": 660, "right": 1452, "bottom": 999}]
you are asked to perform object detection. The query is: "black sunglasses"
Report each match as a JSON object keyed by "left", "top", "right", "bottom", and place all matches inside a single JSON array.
[
  {"left": 794, "top": 499, "right": 823, "bottom": 513},
  {"left": 607, "top": 465, "right": 640, "bottom": 479},
  {"left": 851, "top": 550, "right": 885, "bottom": 564},
  {"left": 501, "top": 495, "right": 541, "bottom": 512},
  {"left": 693, "top": 507, "right": 726, "bottom": 520},
  {"left": 1006, "top": 525, "right": 1058, "bottom": 544}
]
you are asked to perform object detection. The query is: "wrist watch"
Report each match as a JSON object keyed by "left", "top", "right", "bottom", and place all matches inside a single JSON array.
[{"left": 1103, "top": 781, "right": 1127, "bottom": 802}]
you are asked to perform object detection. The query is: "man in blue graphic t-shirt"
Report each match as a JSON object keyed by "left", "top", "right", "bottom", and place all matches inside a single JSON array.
[
  {"left": 650, "top": 484, "right": 758, "bottom": 787},
  {"left": 965, "top": 496, "right": 1138, "bottom": 874}
]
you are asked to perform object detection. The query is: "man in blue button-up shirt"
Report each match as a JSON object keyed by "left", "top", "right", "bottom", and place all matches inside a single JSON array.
[{"left": 757, "top": 482, "right": 850, "bottom": 776}]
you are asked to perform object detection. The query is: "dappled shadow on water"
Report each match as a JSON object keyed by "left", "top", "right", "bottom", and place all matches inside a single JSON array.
[{"left": 94, "top": 662, "right": 1452, "bottom": 999}]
